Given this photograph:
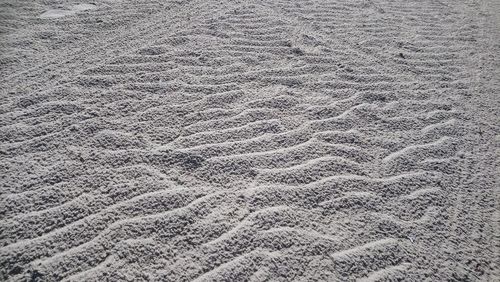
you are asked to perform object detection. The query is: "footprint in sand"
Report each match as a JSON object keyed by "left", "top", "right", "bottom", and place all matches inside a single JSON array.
[{"left": 39, "top": 3, "right": 96, "bottom": 19}]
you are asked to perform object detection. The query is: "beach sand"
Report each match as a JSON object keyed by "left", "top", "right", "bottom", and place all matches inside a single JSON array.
[{"left": 1, "top": 0, "right": 499, "bottom": 280}]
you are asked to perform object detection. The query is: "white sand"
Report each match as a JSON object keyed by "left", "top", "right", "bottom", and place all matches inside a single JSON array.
[
  {"left": 39, "top": 4, "right": 96, "bottom": 19},
  {"left": 1, "top": 0, "right": 499, "bottom": 281}
]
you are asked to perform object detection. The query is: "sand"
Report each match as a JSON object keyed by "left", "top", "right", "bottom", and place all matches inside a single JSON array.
[{"left": 0, "top": 0, "right": 499, "bottom": 281}]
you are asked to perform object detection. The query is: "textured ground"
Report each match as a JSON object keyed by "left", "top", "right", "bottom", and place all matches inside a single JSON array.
[{"left": 1, "top": 0, "right": 499, "bottom": 281}]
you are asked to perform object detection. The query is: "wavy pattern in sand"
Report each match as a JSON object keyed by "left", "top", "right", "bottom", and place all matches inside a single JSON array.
[{"left": 1, "top": 0, "right": 498, "bottom": 281}]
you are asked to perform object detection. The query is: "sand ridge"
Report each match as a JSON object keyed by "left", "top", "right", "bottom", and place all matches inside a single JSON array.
[{"left": 0, "top": 0, "right": 498, "bottom": 281}]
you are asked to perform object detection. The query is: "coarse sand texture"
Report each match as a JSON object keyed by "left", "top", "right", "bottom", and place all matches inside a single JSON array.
[{"left": 0, "top": 0, "right": 499, "bottom": 281}]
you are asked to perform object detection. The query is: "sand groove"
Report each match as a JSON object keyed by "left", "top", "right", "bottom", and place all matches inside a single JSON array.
[{"left": 1, "top": 0, "right": 498, "bottom": 281}]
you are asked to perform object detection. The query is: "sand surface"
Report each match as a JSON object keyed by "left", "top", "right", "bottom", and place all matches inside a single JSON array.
[{"left": 1, "top": 0, "right": 499, "bottom": 281}]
